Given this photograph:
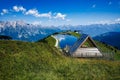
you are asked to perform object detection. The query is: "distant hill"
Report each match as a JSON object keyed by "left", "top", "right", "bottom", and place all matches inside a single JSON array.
[
  {"left": 94, "top": 32, "right": 120, "bottom": 49},
  {"left": 0, "top": 32, "right": 120, "bottom": 80},
  {"left": 0, "top": 35, "right": 12, "bottom": 40}
]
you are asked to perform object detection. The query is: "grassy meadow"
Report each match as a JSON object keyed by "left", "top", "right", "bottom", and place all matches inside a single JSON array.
[{"left": 0, "top": 33, "right": 120, "bottom": 80}]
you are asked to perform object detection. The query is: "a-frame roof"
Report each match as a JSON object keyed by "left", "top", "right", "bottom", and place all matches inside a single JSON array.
[{"left": 69, "top": 34, "right": 98, "bottom": 54}]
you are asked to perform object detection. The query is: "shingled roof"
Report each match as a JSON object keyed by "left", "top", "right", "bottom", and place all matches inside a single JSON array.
[{"left": 68, "top": 34, "right": 98, "bottom": 55}]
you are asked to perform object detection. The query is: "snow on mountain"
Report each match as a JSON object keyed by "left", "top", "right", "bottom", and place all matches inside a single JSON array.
[
  {"left": 0, "top": 21, "right": 61, "bottom": 41},
  {"left": 0, "top": 21, "right": 120, "bottom": 41}
]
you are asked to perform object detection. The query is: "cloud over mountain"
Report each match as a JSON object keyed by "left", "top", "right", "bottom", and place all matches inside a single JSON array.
[
  {"left": 0, "top": 5, "right": 67, "bottom": 20},
  {"left": 88, "top": 18, "right": 120, "bottom": 25},
  {"left": 54, "top": 13, "right": 66, "bottom": 20},
  {"left": 0, "top": 9, "right": 8, "bottom": 15},
  {"left": 13, "top": 6, "right": 26, "bottom": 12},
  {"left": 25, "top": 9, "right": 52, "bottom": 18}
]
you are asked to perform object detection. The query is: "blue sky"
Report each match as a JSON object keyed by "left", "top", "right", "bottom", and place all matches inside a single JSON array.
[{"left": 0, "top": 0, "right": 120, "bottom": 26}]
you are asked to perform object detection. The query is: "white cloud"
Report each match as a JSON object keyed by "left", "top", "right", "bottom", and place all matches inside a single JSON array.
[
  {"left": 54, "top": 13, "right": 66, "bottom": 20},
  {"left": 92, "top": 4, "right": 96, "bottom": 8},
  {"left": 13, "top": 6, "right": 26, "bottom": 12},
  {"left": 1, "top": 9, "right": 8, "bottom": 15},
  {"left": 25, "top": 9, "right": 51, "bottom": 18},
  {"left": 115, "top": 18, "right": 120, "bottom": 23},
  {"left": 39, "top": 12, "right": 51, "bottom": 18},
  {"left": 32, "top": 21, "right": 42, "bottom": 25},
  {"left": 88, "top": 18, "right": 120, "bottom": 25},
  {"left": 1, "top": 5, "right": 68, "bottom": 21},
  {"left": 25, "top": 9, "right": 39, "bottom": 17},
  {"left": 88, "top": 20, "right": 111, "bottom": 25}
]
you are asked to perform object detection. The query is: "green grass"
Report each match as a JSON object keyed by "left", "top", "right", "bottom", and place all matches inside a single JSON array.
[
  {"left": 95, "top": 41, "right": 120, "bottom": 60},
  {"left": 0, "top": 33, "right": 120, "bottom": 80},
  {"left": 53, "top": 31, "right": 81, "bottom": 38},
  {"left": 66, "top": 31, "right": 81, "bottom": 38}
]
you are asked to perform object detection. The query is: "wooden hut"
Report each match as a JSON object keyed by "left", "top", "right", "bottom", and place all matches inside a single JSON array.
[{"left": 68, "top": 34, "right": 102, "bottom": 57}]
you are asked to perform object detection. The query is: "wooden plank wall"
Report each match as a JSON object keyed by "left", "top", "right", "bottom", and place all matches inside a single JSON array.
[{"left": 73, "top": 48, "right": 102, "bottom": 57}]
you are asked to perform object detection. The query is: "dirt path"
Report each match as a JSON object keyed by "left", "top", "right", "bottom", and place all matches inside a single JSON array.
[{"left": 51, "top": 35, "right": 58, "bottom": 47}]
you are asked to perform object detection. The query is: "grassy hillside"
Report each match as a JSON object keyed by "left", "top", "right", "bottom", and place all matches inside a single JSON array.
[
  {"left": 95, "top": 41, "right": 120, "bottom": 60},
  {"left": 0, "top": 34, "right": 120, "bottom": 80}
]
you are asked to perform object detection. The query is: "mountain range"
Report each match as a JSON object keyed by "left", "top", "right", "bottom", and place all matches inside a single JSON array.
[
  {"left": 0, "top": 21, "right": 61, "bottom": 41},
  {"left": 59, "top": 23, "right": 120, "bottom": 36},
  {"left": 0, "top": 21, "right": 120, "bottom": 42}
]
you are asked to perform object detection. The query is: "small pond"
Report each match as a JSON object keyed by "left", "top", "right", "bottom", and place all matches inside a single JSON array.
[{"left": 54, "top": 34, "right": 78, "bottom": 49}]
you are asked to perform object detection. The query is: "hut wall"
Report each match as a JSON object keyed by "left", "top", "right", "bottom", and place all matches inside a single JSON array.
[{"left": 72, "top": 48, "right": 102, "bottom": 57}]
